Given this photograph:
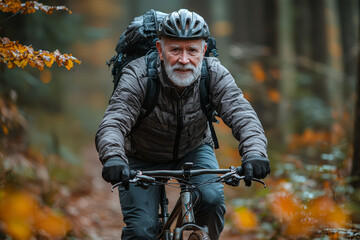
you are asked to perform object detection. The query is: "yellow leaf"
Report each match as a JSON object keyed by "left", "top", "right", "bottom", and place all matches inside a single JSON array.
[
  {"left": 35, "top": 59, "right": 44, "bottom": 71},
  {"left": 14, "top": 59, "right": 28, "bottom": 68},
  {"left": 232, "top": 207, "right": 258, "bottom": 232},
  {"left": 3, "top": 219, "right": 32, "bottom": 240},
  {"left": 0, "top": 191, "right": 38, "bottom": 221},
  {"left": 43, "top": 56, "right": 54, "bottom": 68},
  {"left": 28, "top": 59, "right": 36, "bottom": 68},
  {"left": 7, "top": 61, "right": 15, "bottom": 69},
  {"left": 65, "top": 59, "right": 73, "bottom": 70},
  {"left": 1, "top": 37, "right": 80, "bottom": 70},
  {"left": 70, "top": 56, "right": 81, "bottom": 64},
  {"left": 35, "top": 207, "right": 71, "bottom": 237}
]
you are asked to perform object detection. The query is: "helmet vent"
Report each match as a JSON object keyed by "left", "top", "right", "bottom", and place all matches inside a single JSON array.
[
  {"left": 176, "top": 19, "right": 181, "bottom": 29},
  {"left": 194, "top": 20, "right": 200, "bottom": 29},
  {"left": 158, "top": 9, "right": 210, "bottom": 39},
  {"left": 186, "top": 18, "right": 191, "bottom": 30}
]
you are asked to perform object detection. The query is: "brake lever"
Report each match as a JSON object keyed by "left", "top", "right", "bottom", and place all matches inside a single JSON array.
[
  {"left": 219, "top": 171, "right": 237, "bottom": 181},
  {"left": 111, "top": 175, "right": 156, "bottom": 192},
  {"left": 221, "top": 173, "right": 267, "bottom": 188},
  {"left": 251, "top": 177, "right": 267, "bottom": 188},
  {"left": 111, "top": 182, "right": 123, "bottom": 192}
]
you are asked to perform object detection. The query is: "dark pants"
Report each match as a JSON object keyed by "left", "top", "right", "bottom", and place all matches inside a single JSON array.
[{"left": 119, "top": 144, "right": 226, "bottom": 240}]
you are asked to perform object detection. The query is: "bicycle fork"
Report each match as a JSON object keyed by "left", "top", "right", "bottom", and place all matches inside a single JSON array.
[
  {"left": 179, "top": 186, "right": 194, "bottom": 224},
  {"left": 159, "top": 185, "right": 172, "bottom": 240}
]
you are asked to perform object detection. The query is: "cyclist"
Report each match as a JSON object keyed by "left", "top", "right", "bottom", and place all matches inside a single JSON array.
[{"left": 95, "top": 9, "right": 270, "bottom": 240}]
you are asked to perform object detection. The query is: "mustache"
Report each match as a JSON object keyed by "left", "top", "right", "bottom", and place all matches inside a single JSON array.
[{"left": 171, "top": 63, "right": 196, "bottom": 71}]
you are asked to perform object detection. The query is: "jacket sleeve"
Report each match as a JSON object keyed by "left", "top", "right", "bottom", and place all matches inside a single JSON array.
[
  {"left": 207, "top": 58, "right": 268, "bottom": 158},
  {"left": 95, "top": 58, "right": 147, "bottom": 164}
]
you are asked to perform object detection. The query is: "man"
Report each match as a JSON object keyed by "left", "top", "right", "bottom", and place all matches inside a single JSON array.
[{"left": 96, "top": 9, "right": 270, "bottom": 240}]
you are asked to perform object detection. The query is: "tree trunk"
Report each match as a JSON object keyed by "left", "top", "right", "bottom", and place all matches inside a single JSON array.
[
  {"left": 209, "top": 0, "right": 232, "bottom": 67},
  {"left": 351, "top": 0, "right": 360, "bottom": 186},
  {"left": 324, "top": 0, "right": 344, "bottom": 124},
  {"left": 352, "top": 52, "right": 360, "bottom": 188},
  {"left": 278, "top": 0, "right": 296, "bottom": 143}
]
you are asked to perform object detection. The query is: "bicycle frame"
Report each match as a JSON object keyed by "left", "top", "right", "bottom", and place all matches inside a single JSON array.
[{"left": 158, "top": 182, "right": 208, "bottom": 240}]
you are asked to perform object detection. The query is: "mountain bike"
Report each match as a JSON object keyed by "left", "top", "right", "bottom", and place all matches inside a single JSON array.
[{"left": 111, "top": 162, "right": 266, "bottom": 240}]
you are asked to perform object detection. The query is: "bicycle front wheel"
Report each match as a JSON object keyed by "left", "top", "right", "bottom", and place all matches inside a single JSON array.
[{"left": 188, "top": 230, "right": 210, "bottom": 240}]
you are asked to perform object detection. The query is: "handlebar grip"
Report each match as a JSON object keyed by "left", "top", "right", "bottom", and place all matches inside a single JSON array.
[
  {"left": 129, "top": 170, "right": 137, "bottom": 179},
  {"left": 235, "top": 166, "right": 243, "bottom": 176}
]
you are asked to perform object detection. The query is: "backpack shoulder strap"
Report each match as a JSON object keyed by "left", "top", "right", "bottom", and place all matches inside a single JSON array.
[
  {"left": 131, "top": 51, "right": 160, "bottom": 132},
  {"left": 199, "top": 58, "right": 220, "bottom": 149}
]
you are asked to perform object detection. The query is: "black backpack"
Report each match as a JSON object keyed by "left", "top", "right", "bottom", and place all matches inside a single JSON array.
[{"left": 107, "top": 9, "right": 220, "bottom": 149}]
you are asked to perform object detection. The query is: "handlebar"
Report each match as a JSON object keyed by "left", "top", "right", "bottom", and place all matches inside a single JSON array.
[{"left": 111, "top": 165, "right": 266, "bottom": 191}]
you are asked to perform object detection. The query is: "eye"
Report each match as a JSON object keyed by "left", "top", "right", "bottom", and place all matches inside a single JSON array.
[
  {"left": 170, "top": 47, "right": 181, "bottom": 54},
  {"left": 188, "top": 48, "right": 199, "bottom": 55}
]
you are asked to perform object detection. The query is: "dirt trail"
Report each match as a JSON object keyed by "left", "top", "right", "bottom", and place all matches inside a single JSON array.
[{"left": 67, "top": 144, "right": 243, "bottom": 240}]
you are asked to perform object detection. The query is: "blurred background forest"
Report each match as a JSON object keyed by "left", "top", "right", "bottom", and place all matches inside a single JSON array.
[{"left": 0, "top": 0, "right": 359, "bottom": 239}]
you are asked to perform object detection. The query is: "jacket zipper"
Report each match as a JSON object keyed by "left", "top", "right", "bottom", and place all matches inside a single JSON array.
[{"left": 173, "top": 102, "right": 183, "bottom": 161}]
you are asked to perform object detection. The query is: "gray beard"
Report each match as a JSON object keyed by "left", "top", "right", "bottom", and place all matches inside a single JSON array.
[{"left": 163, "top": 59, "right": 203, "bottom": 88}]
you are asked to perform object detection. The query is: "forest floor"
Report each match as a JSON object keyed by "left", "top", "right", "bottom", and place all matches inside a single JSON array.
[{"left": 65, "top": 144, "right": 252, "bottom": 240}]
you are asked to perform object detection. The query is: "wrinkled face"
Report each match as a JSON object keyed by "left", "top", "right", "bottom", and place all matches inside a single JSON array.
[{"left": 156, "top": 37, "right": 207, "bottom": 89}]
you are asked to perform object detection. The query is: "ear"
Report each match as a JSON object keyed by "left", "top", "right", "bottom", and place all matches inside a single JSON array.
[
  {"left": 156, "top": 41, "right": 164, "bottom": 61},
  {"left": 202, "top": 43, "right": 207, "bottom": 56}
]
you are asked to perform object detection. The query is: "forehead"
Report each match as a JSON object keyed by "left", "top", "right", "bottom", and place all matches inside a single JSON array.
[{"left": 163, "top": 38, "right": 203, "bottom": 48}]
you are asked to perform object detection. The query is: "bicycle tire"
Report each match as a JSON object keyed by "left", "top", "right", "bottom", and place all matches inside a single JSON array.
[{"left": 187, "top": 230, "right": 210, "bottom": 240}]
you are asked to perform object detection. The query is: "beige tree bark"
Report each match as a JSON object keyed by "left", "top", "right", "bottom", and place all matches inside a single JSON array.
[{"left": 278, "top": 0, "right": 296, "bottom": 144}]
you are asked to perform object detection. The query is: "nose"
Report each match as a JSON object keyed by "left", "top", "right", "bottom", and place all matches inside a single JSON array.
[{"left": 178, "top": 51, "right": 190, "bottom": 64}]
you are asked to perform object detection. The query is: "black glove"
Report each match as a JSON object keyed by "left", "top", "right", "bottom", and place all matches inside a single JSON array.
[
  {"left": 241, "top": 155, "right": 270, "bottom": 187},
  {"left": 102, "top": 157, "right": 130, "bottom": 189}
]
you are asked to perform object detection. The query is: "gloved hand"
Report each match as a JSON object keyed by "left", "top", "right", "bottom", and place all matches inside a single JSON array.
[
  {"left": 102, "top": 157, "right": 130, "bottom": 189},
  {"left": 241, "top": 155, "right": 270, "bottom": 187}
]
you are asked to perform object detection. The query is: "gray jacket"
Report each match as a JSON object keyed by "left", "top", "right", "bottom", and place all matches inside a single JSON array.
[{"left": 95, "top": 56, "right": 268, "bottom": 164}]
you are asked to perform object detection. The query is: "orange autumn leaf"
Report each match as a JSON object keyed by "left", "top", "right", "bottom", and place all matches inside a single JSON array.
[
  {"left": 34, "top": 207, "right": 71, "bottom": 237},
  {"left": 284, "top": 214, "right": 313, "bottom": 237},
  {"left": 3, "top": 220, "right": 32, "bottom": 240},
  {"left": 1, "top": 124, "right": 9, "bottom": 134},
  {"left": 0, "top": 0, "right": 72, "bottom": 15},
  {"left": 288, "top": 128, "right": 331, "bottom": 151},
  {"left": 268, "top": 89, "right": 281, "bottom": 103},
  {"left": 0, "top": 190, "right": 72, "bottom": 239},
  {"left": 0, "top": 191, "right": 38, "bottom": 221},
  {"left": 307, "top": 196, "right": 348, "bottom": 228},
  {"left": 0, "top": 37, "right": 81, "bottom": 71},
  {"left": 268, "top": 190, "right": 302, "bottom": 222},
  {"left": 232, "top": 207, "right": 258, "bottom": 232},
  {"left": 0, "top": 191, "right": 37, "bottom": 240},
  {"left": 250, "top": 61, "right": 266, "bottom": 83}
]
